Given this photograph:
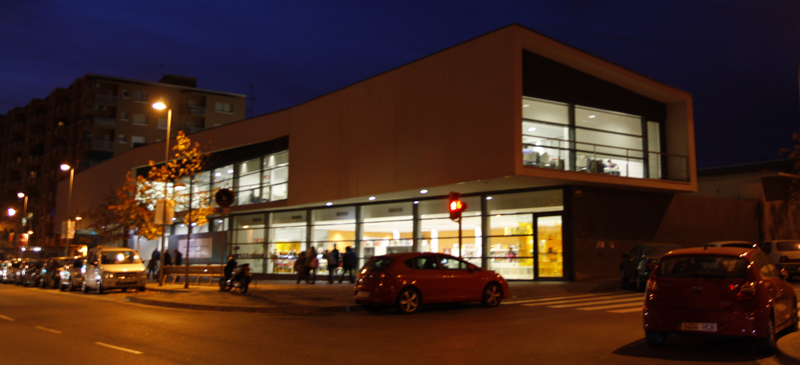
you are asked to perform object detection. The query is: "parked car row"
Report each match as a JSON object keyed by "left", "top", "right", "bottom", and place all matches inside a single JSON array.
[
  {"left": 621, "top": 240, "right": 800, "bottom": 292},
  {"left": 1, "top": 246, "right": 147, "bottom": 294}
]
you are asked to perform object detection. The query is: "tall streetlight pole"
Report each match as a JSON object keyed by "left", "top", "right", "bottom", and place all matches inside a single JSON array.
[
  {"left": 60, "top": 163, "right": 75, "bottom": 256},
  {"left": 17, "top": 192, "right": 27, "bottom": 255},
  {"left": 153, "top": 101, "right": 172, "bottom": 286}
]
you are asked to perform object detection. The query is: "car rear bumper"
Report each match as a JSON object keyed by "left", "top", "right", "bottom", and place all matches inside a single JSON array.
[
  {"left": 643, "top": 300, "right": 769, "bottom": 338},
  {"left": 353, "top": 284, "right": 397, "bottom": 305}
]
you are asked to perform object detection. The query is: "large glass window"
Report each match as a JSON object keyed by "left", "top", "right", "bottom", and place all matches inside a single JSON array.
[
  {"left": 237, "top": 158, "right": 262, "bottom": 204},
  {"left": 361, "top": 202, "right": 414, "bottom": 267},
  {"left": 311, "top": 207, "right": 356, "bottom": 277},
  {"left": 231, "top": 213, "right": 267, "bottom": 273},
  {"left": 522, "top": 96, "right": 663, "bottom": 180},
  {"left": 418, "top": 197, "right": 482, "bottom": 267},
  {"left": 268, "top": 210, "right": 307, "bottom": 274},
  {"left": 264, "top": 151, "right": 289, "bottom": 202}
]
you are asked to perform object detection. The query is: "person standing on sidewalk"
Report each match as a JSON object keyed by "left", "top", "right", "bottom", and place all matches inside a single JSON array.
[
  {"left": 326, "top": 246, "right": 340, "bottom": 284},
  {"left": 174, "top": 249, "right": 183, "bottom": 266},
  {"left": 304, "top": 245, "right": 318, "bottom": 284},
  {"left": 148, "top": 249, "right": 160, "bottom": 280},
  {"left": 339, "top": 246, "right": 357, "bottom": 284},
  {"left": 164, "top": 250, "right": 173, "bottom": 266},
  {"left": 294, "top": 251, "right": 306, "bottom": 284}
]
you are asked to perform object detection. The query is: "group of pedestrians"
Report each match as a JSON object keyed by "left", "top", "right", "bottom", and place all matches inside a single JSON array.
[
  {"left": 294, "top": 244, "right": 357, "bottom": 284},
  {"left": 146, "top": 249, "right": 184, "bottom": 280}
]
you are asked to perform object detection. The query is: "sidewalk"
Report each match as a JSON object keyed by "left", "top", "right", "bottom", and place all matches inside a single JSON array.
[{"left": 127, "top": 277, "right": 626, "bottom": 313}]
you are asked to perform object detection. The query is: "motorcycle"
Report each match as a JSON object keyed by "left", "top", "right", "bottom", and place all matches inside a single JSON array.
[{"left": 219, "top": 263, "right": 252, "bottom": 293}]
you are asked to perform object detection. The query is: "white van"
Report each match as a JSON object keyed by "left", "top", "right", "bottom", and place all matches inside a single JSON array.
[
  {"left": 760, "top": 240, "right": 800, "bottom": 279},
  {"left": 82, "top": 247, "right": 147, "bottom": 293}
]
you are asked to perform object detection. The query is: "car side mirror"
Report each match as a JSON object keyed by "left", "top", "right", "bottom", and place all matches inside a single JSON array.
[{"left": 781, "top": 268, "right": 790, "bottom": 280}]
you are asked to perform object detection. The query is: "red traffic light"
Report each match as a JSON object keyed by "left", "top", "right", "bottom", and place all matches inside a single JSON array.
[{"left": 448, "top": 192, "right": 468, "bottom": 220}]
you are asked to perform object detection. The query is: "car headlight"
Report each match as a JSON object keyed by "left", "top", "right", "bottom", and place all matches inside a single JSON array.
[{"left": 104, "top": 273, "right": 114, "bottom": 279}]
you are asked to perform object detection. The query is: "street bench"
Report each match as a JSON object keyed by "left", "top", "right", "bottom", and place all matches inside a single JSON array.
[{"left": 163, "top": 265, "right": 223, "bottom": 286}]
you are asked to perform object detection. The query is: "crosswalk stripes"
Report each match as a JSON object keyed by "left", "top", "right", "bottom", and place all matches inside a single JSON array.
[{"left": 506, "top": 292, "right": 645, "bottom": 314}]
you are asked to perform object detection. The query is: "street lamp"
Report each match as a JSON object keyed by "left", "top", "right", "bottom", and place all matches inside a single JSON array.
[
  {"left": 61, "top": 163, "right": 75, "bottom": 256},
  {"left": 153, "top": 101, "right": 172, "bottom": 286},
  {"left": 17, "top": 192, "right": 28, "bottom": 254}
]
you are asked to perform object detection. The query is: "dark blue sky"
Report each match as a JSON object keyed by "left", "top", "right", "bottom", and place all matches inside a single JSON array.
[{"left": 1, "top": 0, "right": 798, "bottom": 168}]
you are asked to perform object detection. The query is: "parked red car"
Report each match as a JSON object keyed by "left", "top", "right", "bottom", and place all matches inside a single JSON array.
[
  {"left": 354, "top": 252, "right": 508, "bottom": 314},
  {"left": 643, "top": 247, "right": 798, "bottom": 352}
]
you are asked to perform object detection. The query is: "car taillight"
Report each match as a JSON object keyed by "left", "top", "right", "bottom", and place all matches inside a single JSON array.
[
  {"left": 736, "top": 281, "right": 757, "bottom": 301},
  {"left": 646, "top": 274, "right": 659, "bottom": 298}
]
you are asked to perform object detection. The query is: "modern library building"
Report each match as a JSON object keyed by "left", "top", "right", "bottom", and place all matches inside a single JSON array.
[{"left": 56, "top": 25, "right": 697, "bottom": 281}]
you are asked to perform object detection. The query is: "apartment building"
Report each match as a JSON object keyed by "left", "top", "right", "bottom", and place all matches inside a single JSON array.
[{"left": 0, "top": 74, "right": 246, "bottom": 245}]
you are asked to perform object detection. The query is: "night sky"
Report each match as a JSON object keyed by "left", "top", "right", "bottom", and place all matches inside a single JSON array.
[{"left": 1, "top": 0, "right": 798, "bottom": 169}]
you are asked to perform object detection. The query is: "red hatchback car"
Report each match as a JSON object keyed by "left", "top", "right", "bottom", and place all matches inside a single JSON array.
[
  {"left": 354, "top": 252, "right": 509, "bottom": 314},
  {"left": 643, "top": 247, "right": 798, "bottom": 351}
]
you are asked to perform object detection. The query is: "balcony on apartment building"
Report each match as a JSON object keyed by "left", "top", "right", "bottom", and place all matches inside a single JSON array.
[
  {"left": 91, "top": 139, "right": 114, "bottom": 151},
  {"left": 90, "top": 93, "right": 118, "bottom": 105},
  {"left": 89, "top": 116, "right": 117, "bottom": 129},
  {"left": 182, "top": 105, "right": 205, "bottom": 116}
]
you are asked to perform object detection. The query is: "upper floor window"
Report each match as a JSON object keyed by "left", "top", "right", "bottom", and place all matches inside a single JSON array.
[
  {"left": 121, "top": 90, "right": 130, "bottom": 98},
  {"left": 215, "top": 102, "right": 233, "bottom": 113},
  {"left": 522, "top": 97, "right": 667, "bottom": 180},
  {"left": 134, "top": 92, "right": 149, "bottom": 103}
]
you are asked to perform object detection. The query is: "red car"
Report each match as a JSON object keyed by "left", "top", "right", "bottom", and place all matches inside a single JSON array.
[
  {"left": 643, "top": 247, "right": 798, "bottom": 351},
  {"left": 354, "top": 252, "right": 509, "bottom": 314}
]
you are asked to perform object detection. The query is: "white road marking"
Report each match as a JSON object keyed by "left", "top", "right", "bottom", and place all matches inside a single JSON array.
[
  {"left": 608, "top": 307, "right": 644, "bottom": 314},
  {"left": 538, "top": 293, "right": 643, "bottom": 308},
  {"left": 0, "top": 314, "right": 15, "bottom": 321},
  {"left": 503, "top": 293, "right": 605, "bottom": 305},
  {"left": 95, "top": 342, "right": 143, "bottom": 355},
  {"left": 575, "top": 299, "right": 644, "bottom": 311},
  {"left": 522, "top": 293, "right": 642, "bottom": 306},
  {"left": 35, "top": 326, "right": 62, "bottom": 334}
]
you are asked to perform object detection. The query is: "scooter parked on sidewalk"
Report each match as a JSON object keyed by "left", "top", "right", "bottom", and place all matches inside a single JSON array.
[{"left": 219, "top": 263, "right": 251, "bottom": 293}]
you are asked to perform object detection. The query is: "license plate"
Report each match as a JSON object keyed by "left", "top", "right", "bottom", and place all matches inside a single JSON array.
[
  {"left": 680, "top": 322, "right": 717, "bottom": 332},
  {"left": 356, "top": 291, "right": 370, "bottom": 298}
]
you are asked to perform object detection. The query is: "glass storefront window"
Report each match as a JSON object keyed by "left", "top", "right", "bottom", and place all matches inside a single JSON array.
[
  {"left": 537, "top": 215, "right": 563, "bottom": 278},
  {"left": 268, "top": 210, "right": 307, "bottom": 274},
  {"left": 361, "top": 202, "right": 414, "bottom": 262},
  {"left": 487, "top": 213, "right": 534, "bottom": 280},
  {"left": 311, "top": 207, "right": 356, "bottom": 276},
  {"left": 231, "top": 213, "right": 266, "bottom": 273},
  {"left": 213, "top": 165, "right": 235, "bottom": 192},
  {"left": 575, "top": 106, "right": 641, "bottom": 135},
  {"left": 487, "top": 190, "right": 563, "bottom": 214}
]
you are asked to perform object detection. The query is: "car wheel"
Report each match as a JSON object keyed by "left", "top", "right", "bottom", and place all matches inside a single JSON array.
[
  {"left": 81, "top": 280, "right": 89, "bottom": 293},
  {"left": 240, "top": 281, "right": 249, "bottom": 294},
  {"left": 60, "top": 283, "right": 66, "bottom": 291},
  {"left": 395, "top": 287, "right": 420, "bottom": 314},
  {"left": 481, "top": 282, "right": 503, "bottom": 307},
  {"left": 620, "top": 269, "right": 629, "bottom": 284},
  {"left": 758, "top": 316, "right": 777, "bottom": 354},
  {"left": 138, "top": 286, "right": 146, "bottom": 292},
  {"left": 635, "top": 275, "right": 646, "bottom": 292},
  {"left": 645, "top": 331, "right": 665, "bottom": 346},
  {"left": 97, "top": 283, "right": 104, "bottom": 294}
]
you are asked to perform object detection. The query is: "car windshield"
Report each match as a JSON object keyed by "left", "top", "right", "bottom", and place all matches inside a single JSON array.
[
  {"left": 643, "top": 245, "right": 679, "bottom": 257},
  {"left": 363, "top": 257, "right": 393, "bottom": 272},
  {"left": 657, "top": 255, "right": 749, "bottom": 279},
  {"left": 720, "top": 243, "right": 755, "bottom": 248},
  {"left": 776, "top": 241, "right": 800, "bottom": 251},
  {"left": 100, "top": 251, "right": 142, "bottom": 264}
]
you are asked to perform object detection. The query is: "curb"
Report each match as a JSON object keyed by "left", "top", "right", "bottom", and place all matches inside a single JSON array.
[
  {"left": 125, "top": 295, "right": 364, "bottom": 314},
  {"left": 777, "top": 333, "right": 800, "bottom": 365}
]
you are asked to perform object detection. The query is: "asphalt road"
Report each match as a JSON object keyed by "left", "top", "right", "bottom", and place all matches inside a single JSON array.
[{"left": 0, "top": 283, "right": 796, "bottom": 365}]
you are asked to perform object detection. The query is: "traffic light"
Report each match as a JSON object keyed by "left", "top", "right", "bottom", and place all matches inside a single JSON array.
[{"left": 448, "top": 192, "right": 468, "bottom": 220}]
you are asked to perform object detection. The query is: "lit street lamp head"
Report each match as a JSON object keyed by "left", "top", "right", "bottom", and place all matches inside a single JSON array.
[
  {"left": 60, "top": 164, "right": 71, "bottom": 171},
  {"left": 17, "top": 192, "right": 25, "bottom": 198},
  {"left": 152, "top": 101, "right": 167, "bottom": 110},
  {"left": 7, "top": 208, "right": 16, "bottom": 217}
]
